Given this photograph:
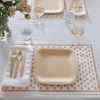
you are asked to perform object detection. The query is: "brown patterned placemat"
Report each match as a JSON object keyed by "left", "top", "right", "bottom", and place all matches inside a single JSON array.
[
  {"left": 19, "top": 0, "right": 89, "bottom": 20},
  {"left": 2, "top": 44, "right": 100, "bottom": 94}
]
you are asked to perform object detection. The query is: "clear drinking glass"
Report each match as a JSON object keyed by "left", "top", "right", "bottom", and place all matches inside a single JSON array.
[
  {"left": 34, "top": 7, "right": 45, "bottom": 29},
  {"left": 20, "top": 26, "right": 34, "bottom": 44},
  {"left": 33, "top": 0, "right": 45, "bottom": 30},
  {"left": 64, "top": 12, "right": 75, "bottom": 27},
  {"left": 70, "top": 20, "right": 85, "bottom": 45}
]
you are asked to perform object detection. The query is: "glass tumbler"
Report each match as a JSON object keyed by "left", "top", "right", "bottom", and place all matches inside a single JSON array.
[
  {"left": 20, "top": 26, "right": 34, "bottom": 44},
  {"left": 64, "top": 12, "right": 75, "bottom": 27}
]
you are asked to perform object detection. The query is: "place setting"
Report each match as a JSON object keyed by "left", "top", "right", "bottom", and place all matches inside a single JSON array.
[
  {"left": 1, "top": 44, "right": 100, "bottom": 95},
  {"left": 0, "top": 0, "right": 100, "bottom": 97},
  {"left": 19, "top": 0, "right": 89, "bottom": 20}
]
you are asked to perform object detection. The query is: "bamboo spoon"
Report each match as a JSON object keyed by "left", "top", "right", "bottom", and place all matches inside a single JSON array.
[
  {"left": 14, "top": 51, "right": 23, "bottom": 78},
  {"left": 78, "top": 0, "right": 82, "bottom": 10},
  {"left": 74, "top": 0, "right": 78, "bottom": 12}
]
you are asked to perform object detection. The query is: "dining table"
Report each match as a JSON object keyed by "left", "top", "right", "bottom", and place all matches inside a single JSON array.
[{"left": 0, "top": 0, "right": 100, "bottom": 100}]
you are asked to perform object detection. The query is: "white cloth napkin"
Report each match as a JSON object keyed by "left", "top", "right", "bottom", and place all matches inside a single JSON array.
[
  {"left": 67, "top": 0, "right": 86, "bottom": 17},
  {"left": 2, "top": 45, "right": 33, "bottom": 88}
]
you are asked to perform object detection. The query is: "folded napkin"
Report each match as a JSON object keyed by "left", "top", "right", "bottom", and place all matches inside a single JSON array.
[
  {"left": 67, "top": 0, "right": 86, "bottom": 17},
  {"left": 2, "top": 45, "right": 33, "bottom": 88}
]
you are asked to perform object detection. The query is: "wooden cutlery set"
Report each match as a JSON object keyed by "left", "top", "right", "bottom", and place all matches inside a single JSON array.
[
  {"left": 10, "top": 51, "right": 26, "bottom": 78},
  {"left": 69, "top": 0, "right": 83, "bottom": 11}
]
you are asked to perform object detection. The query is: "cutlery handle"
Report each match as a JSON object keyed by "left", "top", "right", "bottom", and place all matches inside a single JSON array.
[
  {"left": 71, "top": 0, "right": 74, "bottom": 5},
  {"left": 14, "top": 59, "right": 20, "bottom": 78},
  {"left": 20, "top": 59, "right": 25, "bottom": 77},
  {"left": 20, "top": 52, "right": 26, "bottom": 77},
  {"left": 75, "top": 0, "right": 77, "bottom": 6},
  {"left": 69, "top": 0, "right": 74, "bottom": 11},
  {"left": 10, "top": 58, "right": 15, "bottom": 78},
  {"left": 78, "top": 0, "right": 81, "bottom": 6}
]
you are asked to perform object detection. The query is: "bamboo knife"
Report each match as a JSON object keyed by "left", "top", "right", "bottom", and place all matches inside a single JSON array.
[{"left": 20, "top": 52, "right": 26, "bottom": 77}]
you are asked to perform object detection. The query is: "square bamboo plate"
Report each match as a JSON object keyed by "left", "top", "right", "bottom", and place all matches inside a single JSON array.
[
  {"left": 34, "top": 48, "right": 77, "bottom": 85},
  {"left": 34, "top": 0, "right": 64, "bottom": 13}
]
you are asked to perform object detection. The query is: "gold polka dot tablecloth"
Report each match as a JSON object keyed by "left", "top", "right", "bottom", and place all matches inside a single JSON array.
[{"left": 2, "top": 44, "right": 100, "bottom": 94}]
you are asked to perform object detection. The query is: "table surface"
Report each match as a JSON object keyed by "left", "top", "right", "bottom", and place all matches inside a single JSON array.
[{"left": 0, "top": 0, "right": 100, "bottom": 100}]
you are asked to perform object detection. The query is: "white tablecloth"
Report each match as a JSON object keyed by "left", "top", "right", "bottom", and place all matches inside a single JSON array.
[{"left": 0, "top": 0, "right": 100, "bottom": 99}]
